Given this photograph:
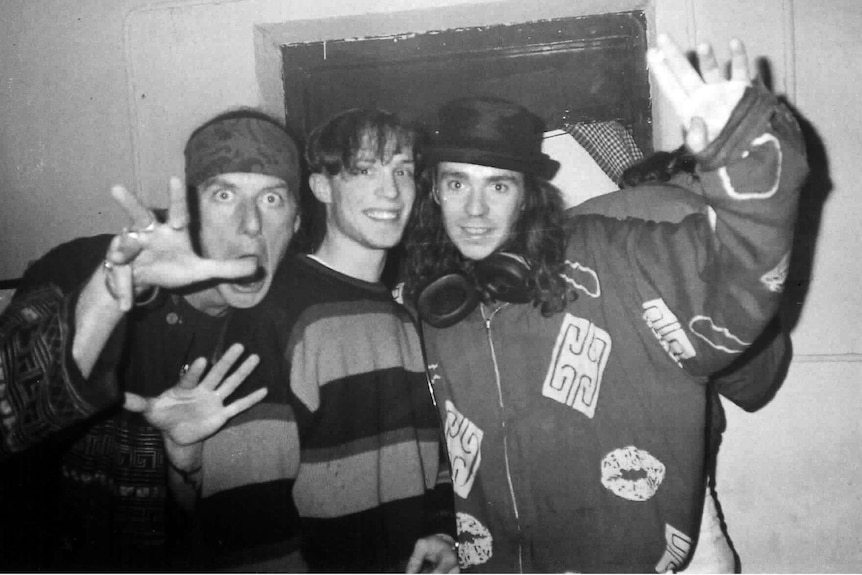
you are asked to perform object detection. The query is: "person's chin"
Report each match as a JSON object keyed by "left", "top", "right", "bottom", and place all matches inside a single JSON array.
[{"left": 454, "top": 238, "right": 498, "bottom": 262}]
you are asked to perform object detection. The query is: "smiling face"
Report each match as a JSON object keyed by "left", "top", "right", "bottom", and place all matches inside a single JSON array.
[
  {"left": 312, "top": 147, "right": 416, "bottom": 255},
  {"left": 436, "top": 161, "right": 525, "bottom": 261},
  {"left": 197, "top": 172, "right": 299, "bottom": 310}
]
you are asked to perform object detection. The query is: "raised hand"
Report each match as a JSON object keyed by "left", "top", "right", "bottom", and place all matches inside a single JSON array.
[
  {"left": 648, "top": 35, "right": 752, "bottom": 153},
  {"left": 103, "top": 177, "right": 257, "bottom": 309},
  {"left": 124, "top": 343, "right": 267, "bottom": 447}
]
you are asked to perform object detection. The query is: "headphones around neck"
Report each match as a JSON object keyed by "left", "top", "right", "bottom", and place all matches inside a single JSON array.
[{"left": 416, "top": 252, "right": 532, "bottom": 329}]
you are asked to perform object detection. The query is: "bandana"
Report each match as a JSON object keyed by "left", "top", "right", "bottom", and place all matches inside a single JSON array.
[{"left": 184, "top": 116, "right": 300, "bottom": 189}]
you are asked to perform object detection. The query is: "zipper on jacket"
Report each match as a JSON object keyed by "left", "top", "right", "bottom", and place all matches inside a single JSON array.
[{"left": 481, "top": 302, "right": 524, "bottom": 573}]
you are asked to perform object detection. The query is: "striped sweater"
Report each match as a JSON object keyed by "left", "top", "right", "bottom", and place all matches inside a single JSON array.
[{"left": 200, "top": 254, "right": 454, "bottom": 571}]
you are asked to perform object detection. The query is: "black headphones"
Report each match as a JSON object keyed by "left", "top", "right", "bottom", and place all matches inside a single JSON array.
[{"left": 416, "top": 252, "right": 532, "bottom": 329}]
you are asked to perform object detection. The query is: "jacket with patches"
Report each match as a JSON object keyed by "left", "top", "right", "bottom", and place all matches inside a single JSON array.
[{"left": 421, "top": 85, "right": 807, "bottom": 572}]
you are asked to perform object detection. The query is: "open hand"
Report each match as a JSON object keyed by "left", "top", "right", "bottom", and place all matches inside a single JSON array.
[
  {"left": 103, "top": 177, "right": 257, "bottom": 309},
  {"left": 648, "top": 35, "right": 752, "bottom": 153},
  {"left": 124, "top": 343, "right": 267, "bottom": 446}
]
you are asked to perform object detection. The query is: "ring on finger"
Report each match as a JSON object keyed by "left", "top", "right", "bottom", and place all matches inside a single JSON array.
[
  {"left": 138, "top": 220, "right": 157, "bottom": 233},
  {"left": 103, "top": 259, "right": 115, "bottom": 271}
]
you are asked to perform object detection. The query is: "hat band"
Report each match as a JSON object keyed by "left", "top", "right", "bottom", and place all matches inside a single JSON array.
[{"left": 426, "top": 146, "right": 559, "bottom": 180}]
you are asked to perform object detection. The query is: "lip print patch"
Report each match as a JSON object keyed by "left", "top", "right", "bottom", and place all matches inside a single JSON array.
[
  {"left": 689, "top": 316, "right": 750, "bottom": 354},
  {"left": 642, "top": 299, "right": 696, "bottom": 366},
  {"left": 600, "top": 445, "right": 666, "bottom": 502},
  {"left": 654, "top": 523, "right": 692, "bottom": 573},
  {"left": 761, "top": 251, "right": 790, "bottom": 293},
  {"left": 561, "top": 260, "right": 601, "bottom": 298},
  {"left": 718, "top": 132, "right": 782, "bottom": 200},
  {"left": 444, "top": 400, "right": 484, "bottom": 499},
  {"left": 542, "top": 313, "right": 611, "bottom": 419},
  {"left": 457, "top": 512, "right": 493, "bottom": 568}
]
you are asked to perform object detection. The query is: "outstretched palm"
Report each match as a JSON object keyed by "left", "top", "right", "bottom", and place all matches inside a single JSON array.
[
  {"left": 125, "top": 343, "right": 267, "bottom": 446},
  {"left": 648, "top": 35, "right": 752, "bottom": 152}
]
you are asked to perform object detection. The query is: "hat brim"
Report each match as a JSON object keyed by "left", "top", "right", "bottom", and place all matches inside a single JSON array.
[{"left": 425, "top": 146, "right": 560, "bottom": 181}]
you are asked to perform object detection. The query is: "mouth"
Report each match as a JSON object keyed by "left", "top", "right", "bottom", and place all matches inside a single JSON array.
[
  {"left": 233, "top": 255, "right": 267, "bottom": 290},
  {"left": 364, "top": 209, "right": 401, "bottom": 222},
  {"left": 460, "top": 226, "right": 495, "bottom": 239}
]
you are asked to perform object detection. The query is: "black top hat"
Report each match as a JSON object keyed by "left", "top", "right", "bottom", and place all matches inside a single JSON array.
[{"left": 425, "top": 97, "right": 560, "bottom": 181}]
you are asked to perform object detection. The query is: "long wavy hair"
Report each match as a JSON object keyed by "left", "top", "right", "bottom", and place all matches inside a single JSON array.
[{"left": 404, "top": 165, "right": 574, "bottom": 317}]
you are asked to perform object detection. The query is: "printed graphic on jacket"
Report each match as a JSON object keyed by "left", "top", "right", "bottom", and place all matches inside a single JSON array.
[
  {"left": 444, "top": 400, "right": 483, "bottom": 499},
  {"left": 761, "top": 251, "right": 790, "bottom": 293},
  {"left": 600, "top": 445, "right": 666, "bottom": 502},
  {"left": 642, "top": 298, "right": 696, "bottom": 366},
  {"left": 654, "top": 523, "right": 692, "bottom": 573},
  {"left": 562, "top": 260, "right": 601, "bottom": 298},
  {"left": 689, "top": 316, "right": 749, "bottom": 354},
  {"left": 457, "top": 512, "right": 493, "bottom": 568},
  {"left": 542, "top": 313, "right": 611, "bottom": 419}
]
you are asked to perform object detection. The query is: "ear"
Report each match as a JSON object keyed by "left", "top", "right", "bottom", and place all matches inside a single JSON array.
[
  {"left": 431, "top": 186, "right": 441, "bottom": 205},
  {"left": 293, "top": 213, "right": 301, "bottom": 234},
  {"left": 309, "top": 173, "right": 333, "bottom": 204}
]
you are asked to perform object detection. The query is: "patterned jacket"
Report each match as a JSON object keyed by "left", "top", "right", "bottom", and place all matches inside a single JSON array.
[{"left": 420, "top": 85, "right": 807, "bottom": 572}]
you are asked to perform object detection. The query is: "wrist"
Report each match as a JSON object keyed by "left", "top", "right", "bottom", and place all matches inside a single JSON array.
[{"left": 163, "top": 434, "right": 203, "bottom": 472}]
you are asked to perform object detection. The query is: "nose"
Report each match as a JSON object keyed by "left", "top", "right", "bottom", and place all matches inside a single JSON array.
[
  {"left": 465, "top": 187, "right": 488, "bottom": 217},
  {"left": 378, "top": 169, "right": 399, "bottom": 200},
  {"left": 239, "top": 200, "right": 262, "bottom": 236}
]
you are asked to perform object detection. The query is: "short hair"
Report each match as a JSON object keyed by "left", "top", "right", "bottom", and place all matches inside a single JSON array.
[
  {"left": 298, "top": 108, "right": 416, "bottom": 252},
  {"left": 305, "top": 108, "right": 415, "bottom": 176}
]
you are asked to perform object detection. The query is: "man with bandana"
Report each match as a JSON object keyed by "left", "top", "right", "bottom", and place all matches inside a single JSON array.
[{"left": 0, "top": 109, "right": 301, "bottom": 570}]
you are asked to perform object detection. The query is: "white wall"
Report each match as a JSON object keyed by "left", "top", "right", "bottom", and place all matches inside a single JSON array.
[{"left": 1, "top": 0, "right": 860, "bottom": 571}]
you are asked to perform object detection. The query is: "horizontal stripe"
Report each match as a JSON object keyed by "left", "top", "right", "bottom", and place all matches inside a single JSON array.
[
  {"left": 293, "top": 438, "right": 439, "bottom": 518},
  {"left": 302, "top": 425, "right": 440, "bottom": 465},
  {"left": 300, "top": 495, "right": 429, "bottom": 572},
  {"left": 202, "top": 418, "right": 298, "bottom": 497},
  {"left": 199, "top": 479, "right": 298, "bottom": 557},
  {"left": 289, "top": 309, "right": 424, "bottom": 412},
  {"left": 298, "top": 369, "right": 440, "bottom": 449}
]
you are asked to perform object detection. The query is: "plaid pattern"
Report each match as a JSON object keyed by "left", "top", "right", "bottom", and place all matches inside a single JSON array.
[{"left": 563, "top": 121, "right": 644, "bottom": 184}]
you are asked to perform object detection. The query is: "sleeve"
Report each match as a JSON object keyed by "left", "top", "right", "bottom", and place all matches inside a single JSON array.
[
  {"left": 0, "top": 235, "right": 123, "bottom": 458},
  {"left": 710, "top": 317, "right": 791, "bottom": 412},
  {"left": 575, "top": 83, "right": 807, "bottom": 377}
]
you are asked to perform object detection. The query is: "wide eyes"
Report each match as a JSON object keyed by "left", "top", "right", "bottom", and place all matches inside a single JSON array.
[{"left": 261, "top": 191, "right": 286, "bottom": 207}]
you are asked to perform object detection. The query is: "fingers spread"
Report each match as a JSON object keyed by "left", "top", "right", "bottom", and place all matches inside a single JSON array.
[
  {"left": 201, "top": 343, "right": 245, "bottom": 390},
  {"left": 655, "top": 34, "right": 703, "bottom": 95},
  {"left": 111, "top": 185, "right": 155, "bottom": 231},
  {"left": 179, "top": 357, "right": 209, "bottom": 389},
  {"left": 217, "top": 354, "right": 261, "bottom": 399},
  {"left": 123, "top": 392, "right": 147, "bottom": 413},
  {"left": 685, "top": 116, "right": 709, "bottom": 154},
  {"left": 192, "top": 258, "right": 258, "bottom": 283},
  {"left": 224, "top": 387, "right": 268, "bottom": 419},
  {"left": 728, "top": 38, "right": 750, "bottom": 82},
  {"left": 167, "top": 177, "right": 191, "bottom": 231},
  {"left": 648, "top": 47, "right": 690, "bottom": 119},
  {"left": 697, "top": 43, "right": 723, "bottom": 84}
]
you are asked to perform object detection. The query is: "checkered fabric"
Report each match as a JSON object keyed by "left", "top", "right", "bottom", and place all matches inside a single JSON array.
[{"left": 563, "top": 121, "right": 644, "bottom": 184}]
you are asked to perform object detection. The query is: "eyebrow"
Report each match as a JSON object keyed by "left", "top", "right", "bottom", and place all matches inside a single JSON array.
[{"left": 438, "top": 170, "right": 520, "bottom": 184}]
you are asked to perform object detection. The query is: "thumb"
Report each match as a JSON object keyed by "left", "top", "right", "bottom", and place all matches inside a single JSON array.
[
  {"left": 123, "top": 392, "right": 148, "bottom": 413},
  {"left": 685, "top": 116, "right": 709, "bottom": 153}
]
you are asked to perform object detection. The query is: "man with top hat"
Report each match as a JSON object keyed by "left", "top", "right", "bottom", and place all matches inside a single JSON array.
[
  {"left": 403, "top": 35, "right": 808, "bottom": 572},
  {"left": 0, "top": 108, "right": 301, "bottom": 570}
]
